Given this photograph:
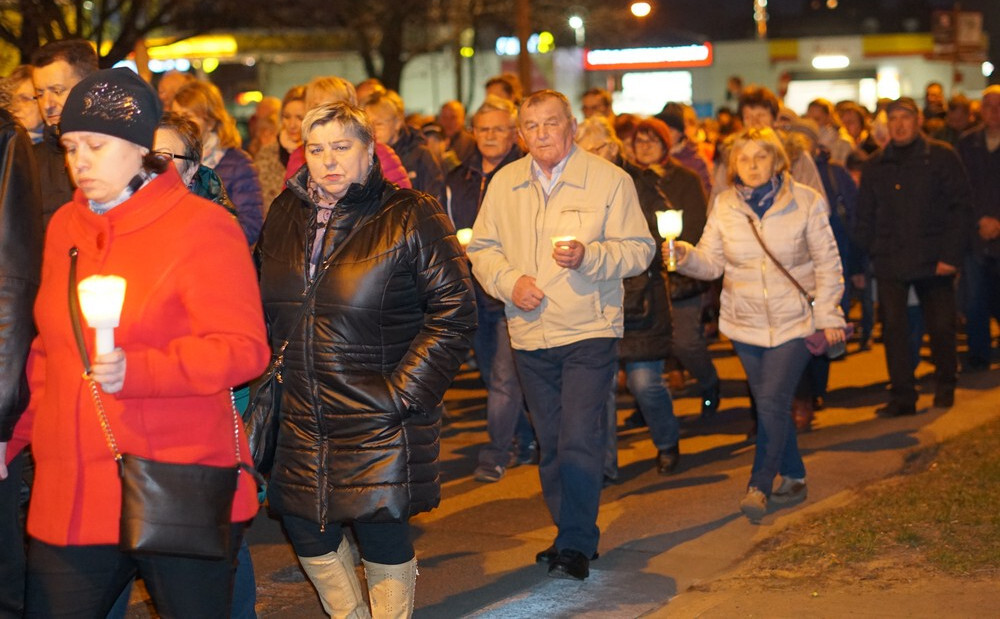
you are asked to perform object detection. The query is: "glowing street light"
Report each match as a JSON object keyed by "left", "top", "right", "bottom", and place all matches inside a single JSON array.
[
  {"left": 568, "top": 15, "right": 585, "bottom": 47},
  {"left": 630, "top": 2, "right": 652, "bottom": 18}
]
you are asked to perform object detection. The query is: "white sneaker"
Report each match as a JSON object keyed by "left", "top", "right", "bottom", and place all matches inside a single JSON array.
[{"left": 771, "top": 477, "right": 807, "bottom": 504}]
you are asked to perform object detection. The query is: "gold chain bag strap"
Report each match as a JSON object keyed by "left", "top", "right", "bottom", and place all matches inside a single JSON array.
[{"left": 69, "top": 246, "right": 242, "bottom": 560}]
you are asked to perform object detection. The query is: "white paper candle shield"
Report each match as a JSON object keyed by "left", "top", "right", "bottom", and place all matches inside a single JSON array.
[
  {"left": 656, "top": 210, "right": 684, "bottom": 239},
  {"left": 455, "top": 227, "right": 473, "bottom": 246},
  {"left": 550, "top": 235, "right": 576, "bottom": 248},
  {"left": 656, "top": 210, "right": 684, "bottom": 272},
  {"left": 77, "top": 275, "right": 127, "bottom": 355}
]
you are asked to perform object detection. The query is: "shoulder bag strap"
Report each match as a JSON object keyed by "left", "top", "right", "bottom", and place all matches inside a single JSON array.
[
  {"left": 70, "top": 247, "right": 246, "bottom": 467},
  {"left": 743, "top": 215, "right": 815, "bottom": 306},
  {"left": 69, "top": 246, "right": 123, "bottom": 463}
]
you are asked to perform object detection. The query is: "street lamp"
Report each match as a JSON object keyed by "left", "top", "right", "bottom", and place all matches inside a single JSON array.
[
  {"left": 630, "top": 2, "right": 652, "bottom": 18},
  {"left": 568, "top": 15, "right": 585, "bottom": 47}
]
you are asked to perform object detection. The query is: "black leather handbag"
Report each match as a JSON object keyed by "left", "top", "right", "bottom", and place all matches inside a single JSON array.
[{"left": 69, "top": 247, "right": 242, "bottom": 560}]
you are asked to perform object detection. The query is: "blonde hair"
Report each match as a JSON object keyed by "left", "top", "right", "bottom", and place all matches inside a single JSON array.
[
  {"left": 725, "top": 127, "right": 791, "bottom": 186},
  {"left": 305, "top": 76, "right": 357, "bottom": 109},
  {"left": 361, "top": 89, "right": 405, "bottom": 120},
  {"left": 575, "top": 115, "right": 622, "bottom": 159},
  {"left": 172, "top": 81, "right": 242, "bottom": 149}
]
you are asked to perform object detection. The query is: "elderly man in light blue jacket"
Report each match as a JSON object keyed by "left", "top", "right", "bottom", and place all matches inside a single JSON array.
[{"left": 468, "top": 89, "right": 654, "bottom": 582}]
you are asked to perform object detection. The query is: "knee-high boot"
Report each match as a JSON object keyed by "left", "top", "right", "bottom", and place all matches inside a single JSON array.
[
  {"left": 362, "top": 558, "right": 417, "bottom": 619},
  {"left": 297, "top": 537, "right": 372, "bottom": 619}
]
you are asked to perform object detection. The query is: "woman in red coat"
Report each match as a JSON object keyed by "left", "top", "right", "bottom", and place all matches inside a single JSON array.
[{"left": 20, "top": 68, "right": 269, "bottom": 617}]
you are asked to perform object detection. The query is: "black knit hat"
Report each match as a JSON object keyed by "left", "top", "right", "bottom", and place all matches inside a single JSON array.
[{"left": 60, "top": 68, "right": 162, "bottom": 149}]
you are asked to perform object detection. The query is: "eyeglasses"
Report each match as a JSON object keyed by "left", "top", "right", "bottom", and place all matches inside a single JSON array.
[
  {"left": 152, "top": 150, "right": 199, "bottom": 163},
  {"left": 633, "top": 136, "right": 662, "bottom": 146}
]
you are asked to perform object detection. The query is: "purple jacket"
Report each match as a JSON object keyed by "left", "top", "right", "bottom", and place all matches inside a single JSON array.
[{"left": 214, "top": 148, "right": 264, "bottom": 244}]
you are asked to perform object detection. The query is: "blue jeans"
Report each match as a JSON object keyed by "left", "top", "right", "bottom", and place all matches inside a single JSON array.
[
  {"left": 475, "top": 308, "right": 534, "bottom": 468},
  {"left": 625, "top": 359, "right": 679, "bottom": 451},
  {"left": 732, "top": 338, "right": 811, "bottom": 496},
  {"left": 514, "top": 338, "right": 617, "bottom": 557}
]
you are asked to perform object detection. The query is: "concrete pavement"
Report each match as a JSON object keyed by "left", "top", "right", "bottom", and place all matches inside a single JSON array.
[{"left": 143, "top": 338, "right": 1000, "bottom": 618}]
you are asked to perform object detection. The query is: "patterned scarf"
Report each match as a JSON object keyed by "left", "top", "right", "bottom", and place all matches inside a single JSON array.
[
  {"left": 735, "top": 174, "right": 782, "bottom": 220},
  {"left": 306, "top": 177, "right": 342, "bottom": 278}
]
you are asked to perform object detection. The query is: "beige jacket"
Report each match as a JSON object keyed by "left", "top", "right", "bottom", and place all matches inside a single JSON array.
[
  {"left": 678, "top": 173, "right": 845, "bottom": 348},
  {"left": 468, "top": 146, "right": 655, "bottom": 350}
]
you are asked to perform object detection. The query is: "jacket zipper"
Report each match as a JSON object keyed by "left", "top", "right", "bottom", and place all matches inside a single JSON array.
[
  {"left": 755, "top": 217, "right": 776, "bottom": 347},
  {"left": 305, "top": 211, "right": 330, "bottom": 531}
]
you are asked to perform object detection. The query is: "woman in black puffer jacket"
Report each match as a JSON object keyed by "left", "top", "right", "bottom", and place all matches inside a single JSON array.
[{"left": 255, "top": 102, "right": 476, "bottom": 618}]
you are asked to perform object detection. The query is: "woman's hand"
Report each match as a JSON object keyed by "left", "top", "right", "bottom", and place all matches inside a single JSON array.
[
  {"left": 823, "top": 327, "right": 846, "bottom": 346},
  {"left": 663, "top": 240, "right": 689, "bottom": 264},
  {"left": 92, "top": 348, "right": 126, "bottom": 394}
]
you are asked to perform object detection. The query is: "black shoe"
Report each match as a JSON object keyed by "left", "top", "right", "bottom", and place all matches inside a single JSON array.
[
  {"left": 963, "top": 358, "right": 989, "bottom": 373},
  {"left": 656, "top": 445, "right": 680, "bottom": 475},
  {"left": 621, "top": 409, "right": 646, "bottom": 430},
  {"left": 548, "top": 549, "right": 590, "bottom": 580},
  {"left": 875, "top": 401, "right": 917, "bottom": 418},
  {"left": 700, "top": 384, "right": 720, "bottom": 419},
  {"left": 535, "top": 544, "right": 599, "bottom": 564},
  {"left": 933, "top": 389, "right": 954, "bottom": 409}
]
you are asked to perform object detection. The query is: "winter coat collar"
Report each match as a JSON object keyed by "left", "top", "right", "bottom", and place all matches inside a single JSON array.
[
  {"left": 457, "top": 144, "right": 525, "bottom": 181},
  {"left": 286, "top": 150, "right": 388, "bottom": 210},
  {"left": 881, "top": 133, "right": 930, "bottom": 163},
  {"left": 724, "top": 171, "right": 797, "bottom": 222},
  {"left": 66, "top": 166, "right": 190, "bottom": 259}
]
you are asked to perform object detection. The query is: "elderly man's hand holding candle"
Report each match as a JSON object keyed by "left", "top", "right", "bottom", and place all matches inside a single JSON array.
[{"left": 551, "top": 236, "right": 584, "bottom": 270}]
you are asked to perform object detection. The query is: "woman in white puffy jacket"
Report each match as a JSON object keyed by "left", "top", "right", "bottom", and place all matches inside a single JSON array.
[{"left": 671, "top": 127, "right": 845, "bottom": 522}]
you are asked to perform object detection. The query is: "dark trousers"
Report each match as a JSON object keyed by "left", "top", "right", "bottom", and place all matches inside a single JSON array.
[
  {"left": 25, "top": 524, "right": 245, "bottom": 619},
  {"left": 283, "top": 516, "right": 413, "bottom": 565},
  {"left": 0, "top": 450, "right": 26, "bottom": 618},
  {"left": 878, "top": 276, "right": 958, "bottom": 406},
  {"left": 475, "top": 308, "right": 534, "bottom": 468},
  {"left": 963, "top": 254, "right": 1000, "bottom": 365},
  {"left": 514, "top": 338, "right": 618, "bottom": 557}
]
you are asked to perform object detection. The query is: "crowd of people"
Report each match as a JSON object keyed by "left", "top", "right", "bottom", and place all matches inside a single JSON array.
[{"left": 0, "top": 36, "right": 996, "bottom": 617}]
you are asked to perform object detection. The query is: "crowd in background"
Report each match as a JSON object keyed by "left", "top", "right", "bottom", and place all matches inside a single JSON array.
[{"left": 0, "top": 36, "right": 997, "bottom": 616}]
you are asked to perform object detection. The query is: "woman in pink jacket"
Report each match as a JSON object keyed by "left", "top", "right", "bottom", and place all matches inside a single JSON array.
[{"left": 673, "top": 127, "right": 845, "bottom": 523}]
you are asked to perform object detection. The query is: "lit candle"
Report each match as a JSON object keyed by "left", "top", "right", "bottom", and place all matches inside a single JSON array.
[
  {"left": 551, "top": 235, "right": 576, "bottom": 249},
  {"left": 656, "top": 210, "right": 684, "bottom": 271},
  {"left": 77, "top": 275, "right": 127, "bottom": 355},
  {"left": 455, "top": 227, "right": 473, "bottom": 246}
]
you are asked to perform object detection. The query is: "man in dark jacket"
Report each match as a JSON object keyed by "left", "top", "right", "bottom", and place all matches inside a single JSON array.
[
  {"left": 856, "top": 96, "right": 972, "bottom": 417},
  {"left": 446, "top": 95, "right": 533, "bottom": 482},
  {"left": 30, "top": 39, "right": 98, "bottom": 226},
  {"left": 0, "top": 109, "right": 44, "bottom": 619},
  {"left": 363, "top": 90, "right": 445, "bottom": 203},
  {"left": 956, "top": 86, "right": 1000, "bottom": 371}
]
